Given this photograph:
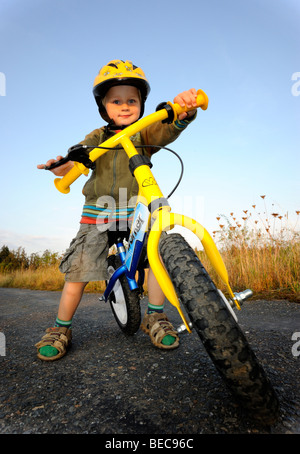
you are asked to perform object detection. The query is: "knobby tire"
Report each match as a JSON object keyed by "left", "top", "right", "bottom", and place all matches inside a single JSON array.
[{"left": 159, "top": 233, "right": 279, "bottom": 424}]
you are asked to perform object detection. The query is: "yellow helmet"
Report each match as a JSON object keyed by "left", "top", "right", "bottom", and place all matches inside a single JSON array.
[{"left": 93, "top": 60, "right": 150, "bottom": 122}]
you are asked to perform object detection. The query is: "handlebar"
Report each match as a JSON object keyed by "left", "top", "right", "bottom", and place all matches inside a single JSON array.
[
  {"left": 50, "top": 89, "right": 208, "bottom": 194},
  {"left": 168, "top": 88, "right": 208, "bottom": 119}
]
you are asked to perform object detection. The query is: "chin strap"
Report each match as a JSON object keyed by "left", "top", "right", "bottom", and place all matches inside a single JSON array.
[{"left": 104, "top": 119, "right": 138, "bottom": 135}]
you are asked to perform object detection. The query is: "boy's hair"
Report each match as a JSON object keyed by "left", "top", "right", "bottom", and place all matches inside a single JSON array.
[{"left": 93, "top": 60, "right": 150, "bottom": 122}]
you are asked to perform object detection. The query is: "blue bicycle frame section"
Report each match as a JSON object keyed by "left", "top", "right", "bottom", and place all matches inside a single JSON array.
[{"left": 103, "top": 201, "right": 150, "bottom": 302}]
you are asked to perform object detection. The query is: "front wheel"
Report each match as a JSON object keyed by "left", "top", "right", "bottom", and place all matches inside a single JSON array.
[
  {"left": 107, "top": 254, "right": 141, "bottom": 335},
  {"left": 159, "top": 233, "right": 279, "bottom": 424}
]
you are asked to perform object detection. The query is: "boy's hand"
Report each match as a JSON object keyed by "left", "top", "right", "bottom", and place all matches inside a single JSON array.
[
  {"left": 173, "top": 88, "right": 197, "bottom": 120},
  {"left": 37, "top": 155, "right": 74, "bottom": 176}
]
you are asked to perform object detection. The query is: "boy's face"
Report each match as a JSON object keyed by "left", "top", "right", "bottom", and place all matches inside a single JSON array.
[{"left": 104, "top": 85, "right": 141, "bottom": 126}]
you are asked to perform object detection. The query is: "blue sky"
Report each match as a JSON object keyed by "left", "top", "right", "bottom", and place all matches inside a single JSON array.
[{"left": 0, "top": 0, "right": 299, "bottom": 253}]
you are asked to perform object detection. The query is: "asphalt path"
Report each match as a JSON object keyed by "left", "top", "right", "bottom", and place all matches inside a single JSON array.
[{"left": 0, "top": 288, "right": 299, "bottom": 438}]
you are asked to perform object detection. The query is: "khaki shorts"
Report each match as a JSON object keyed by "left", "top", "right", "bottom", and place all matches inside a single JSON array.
[
  {"left": 59, "top": 224, "right": 110, "bottom": 282},
  {"left": 59, "top": 222, "right": 140, "bottom": 283}
]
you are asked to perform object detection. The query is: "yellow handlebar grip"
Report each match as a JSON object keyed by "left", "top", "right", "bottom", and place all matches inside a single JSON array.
[
  {"left": 195, "top": 89, "right": 209, "bottom": 110},
  {"left": 171, "top": 89, "right": 209, "bottom": 120},
  {"left": 54, "top": 162, "right": 89, "bottom": 194}
]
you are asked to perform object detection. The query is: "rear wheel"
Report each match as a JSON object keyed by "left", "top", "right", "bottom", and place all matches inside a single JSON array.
[
  {"left": 107, "top": 254, "right": 141, "bottom": 335},
  {"left": 159, "top": 233, "right": 279, "bottom": 424}
]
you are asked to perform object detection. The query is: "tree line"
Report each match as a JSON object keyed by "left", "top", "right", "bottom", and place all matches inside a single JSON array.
[{"left": 0, "top": 245, "right": 61, "bottom": 272}]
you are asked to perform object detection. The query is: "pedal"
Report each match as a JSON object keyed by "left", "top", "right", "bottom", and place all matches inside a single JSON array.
[
  {"left": 234, "top": 289, "right": 253, "bottom": 304},
  {"left": 177, "top": 322, "right": 193, "bottom": 334}
]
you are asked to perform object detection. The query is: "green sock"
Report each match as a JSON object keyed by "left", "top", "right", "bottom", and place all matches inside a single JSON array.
[
  {"left": 161, "top": 335, "right": 176, "bottom": 346},
  {"left": 39, "top": 318, "right": 72, "bottom": 358},
  {"left": 54, "top": 317, "right": 72, "bottom": 329},
  {"left": 147, "top": 304, "right": 175, "bottom": 346},
  {"left": 147, "top": 303, "right": 164, "bottom": 314},
  {"left": 39, "top": 345, "right": 59, "bottom": 357}
]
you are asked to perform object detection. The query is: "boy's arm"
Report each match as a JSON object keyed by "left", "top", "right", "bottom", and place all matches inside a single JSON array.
[
  {"left": 141, "top": 88, "right": 198, "bottom": 155},
  {"left": 141, "top": 112, "right": 196, "bottom": 153},
  {"left": 37, "top": 129, "right": 102, "bottom": 176},
  {"left": 79, "top": 128, "right": 102, "bottom": 148}
]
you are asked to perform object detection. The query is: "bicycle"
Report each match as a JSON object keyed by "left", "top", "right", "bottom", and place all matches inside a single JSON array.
[{"left": 45, "top": 90, "right": 279, "bottom": 425}]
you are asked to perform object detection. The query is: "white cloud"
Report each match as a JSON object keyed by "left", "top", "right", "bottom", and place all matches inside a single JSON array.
[{"left": 0, "top": 229, "right": 71, "bottom": 254}]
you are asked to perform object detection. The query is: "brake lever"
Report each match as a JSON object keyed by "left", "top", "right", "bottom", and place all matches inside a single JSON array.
[
  {"left": 44, "top": 156, "right": 70, "bottom": 170},
  {"left": 66, "top": 144, "right": 95, "bottom": 169},
  {"left": 44, "top": 144, "right": 95, "bottom": 170}
]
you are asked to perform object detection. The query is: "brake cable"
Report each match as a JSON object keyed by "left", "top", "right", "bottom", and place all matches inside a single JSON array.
[{"left": 45, "top": 144, "right": 184, "bottom": 199}]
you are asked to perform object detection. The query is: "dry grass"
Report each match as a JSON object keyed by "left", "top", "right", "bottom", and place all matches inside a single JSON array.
[
  {"left": 0, "top": 266, "right": 106, "bottom": 293},
  {"left": 0, "top": 196, "right": 299, "bottom": 302},
  {"left": 198, "top": 195, "right": 300, "bottom": 302},
  {"left": 197, "top": 240, "right": 300, "bottom": 302}
]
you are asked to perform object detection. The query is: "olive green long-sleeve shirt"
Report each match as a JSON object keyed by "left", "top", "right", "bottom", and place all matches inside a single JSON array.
[{"left": 80, "top": 116, "right": 196, "bottom": 215}]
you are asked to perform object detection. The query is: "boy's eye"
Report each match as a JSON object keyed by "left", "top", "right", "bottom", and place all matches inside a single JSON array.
[{"left": 109, "top": 98, "right": 138, "bottom": 105}]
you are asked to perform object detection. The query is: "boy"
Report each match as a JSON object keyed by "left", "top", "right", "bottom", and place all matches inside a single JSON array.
[{"left": 36, "top": 60, "right": 197, "bottom": 360}]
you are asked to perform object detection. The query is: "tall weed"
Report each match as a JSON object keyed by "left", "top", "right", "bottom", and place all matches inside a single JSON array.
[{"left": 198, "top": 196, "right": 300, "bottom": 301}]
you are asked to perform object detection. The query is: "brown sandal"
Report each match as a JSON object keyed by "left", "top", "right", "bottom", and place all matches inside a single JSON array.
[
  {"left": 35, "top": 327, "right": 72, "bottom": 361},
  {"left": 140, "top": 311, "right": 179, "bottom": 350}
]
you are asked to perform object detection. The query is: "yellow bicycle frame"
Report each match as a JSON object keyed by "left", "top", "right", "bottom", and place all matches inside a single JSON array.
[{"left": 52, "top": 89, "right": 239, "bottom": 333}]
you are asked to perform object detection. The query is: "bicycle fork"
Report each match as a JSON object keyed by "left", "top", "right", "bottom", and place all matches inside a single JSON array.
[{"left": 147, "top": 208, "right": 253, "bottom": 333}]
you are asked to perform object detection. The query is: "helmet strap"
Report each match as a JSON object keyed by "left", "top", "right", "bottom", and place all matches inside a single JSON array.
[{"left": 104, "top": 119, "right": 132, "bottom": 134}]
